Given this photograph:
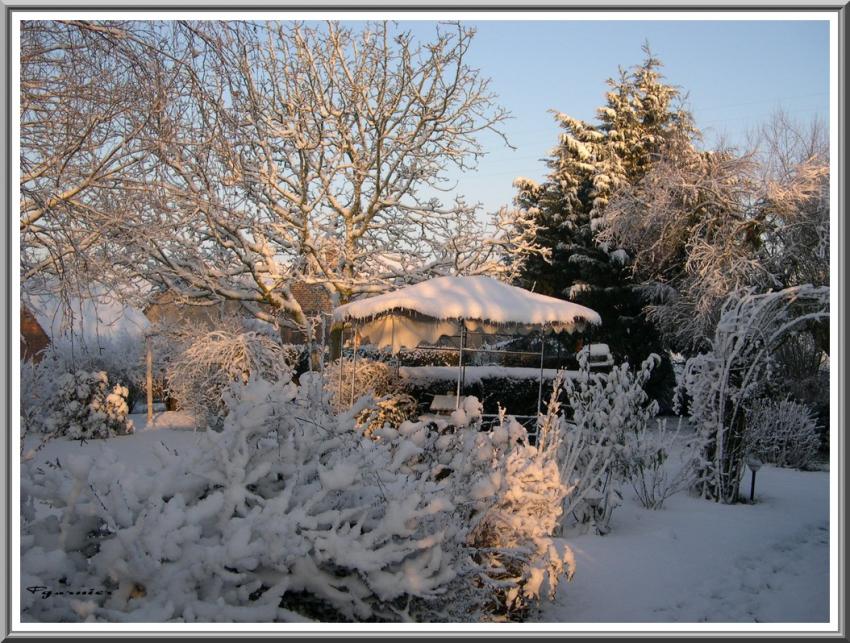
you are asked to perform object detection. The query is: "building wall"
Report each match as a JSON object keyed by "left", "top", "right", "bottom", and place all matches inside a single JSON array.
[{"left": 21, "top": 307, "right": 50, "bottom": 363}]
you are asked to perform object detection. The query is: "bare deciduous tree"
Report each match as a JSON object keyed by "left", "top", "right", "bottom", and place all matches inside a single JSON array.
[
  {"left": 131, "top": 21, "right": 538, "bottom": 340},
  {"left": 19, "top": 20, "right": 177, "bottom": 305}
]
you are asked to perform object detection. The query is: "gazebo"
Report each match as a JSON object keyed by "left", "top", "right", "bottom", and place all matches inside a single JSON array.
[{"left": 332, "top": 275, "right": 601, "bottom": 421}]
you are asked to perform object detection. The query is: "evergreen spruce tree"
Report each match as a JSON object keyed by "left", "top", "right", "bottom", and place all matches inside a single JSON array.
[{"left": 515, "top": 45, "right": 698, "bottom": 408}]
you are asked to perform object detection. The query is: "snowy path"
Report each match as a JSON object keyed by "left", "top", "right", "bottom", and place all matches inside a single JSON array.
[{"left": 537, "top": 465, "right": 830, "bottom": 623}]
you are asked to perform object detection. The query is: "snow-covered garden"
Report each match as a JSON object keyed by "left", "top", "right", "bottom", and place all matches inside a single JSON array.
[
  {"left": 18, "top": 316, "right": 830, "bottom": 624},
  {"left": 16, "top": 17, "right": 832, "bottom": 629}
]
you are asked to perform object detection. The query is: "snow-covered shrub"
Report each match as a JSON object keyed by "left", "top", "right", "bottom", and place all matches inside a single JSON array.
[
  {"left": 402, "top": 372, "right": 553, "bottom": 417},
  {"left": 355, "top": 393, "right": 420, "bottom": 437},
  {"left": 535, "top": 372, "right": 615, "bottom": 536},
  {"left": 372, "top": 397, "right": 575, "bottom": 619},
  {"left": 398, "top": 347, "right": 458, "bottom": 367},
  {"left": 684, "top": 286, "right": 829, "bottom": 503},
  {"left": 556, "top": 353, "right": 663, "bottom": 532},
  {"left": 324, "top": 357, "right": 419, "bottom": 435},
  {"left": 20, "top": 357, "right": 52, "bottom": 439},
  {"left": 324, "top": 357, "right": 397, "bottom": 410},
  {"left": 163, "top": 323, "right": 295, "bottom": 429},
  {"left": 746, "top": 398, "right": 821, "bottom": 470},
  {"left": 36, "top": 369, "right": 134, "bottom": 440},
  {"left": 620, "top": 417, "right": 704, "bottom": 510},
  {"left": 21, "top": 376, "right": 574, "bottom": 623},
  {"left": 467, "top": 406, "right": 575, "bottom": 618},
  {"left": 39, "top": 334, "right": 146, "bottom": 412}
]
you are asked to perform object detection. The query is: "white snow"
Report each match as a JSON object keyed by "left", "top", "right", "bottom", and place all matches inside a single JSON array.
[
  {"left": 333, "top": 276, "right": 601, "bottom": 331},
  {"left": 535, "top": 460, "right": 829, "bottom": 624},
  {"left": 21, "top": 411, "right": 830, "bottom": 624},
  {"left": 28, "top": 290, "right": 150, "bottom": 347},
  {"left": 399, "top": 365, "right": 582, "bottom": 384},
  {"left": 610, "top": 248, "right": 629, "bottom": 265},
  {"left": 586, "top": 343, "right": 610, "bottom": 357},
  {"left": 23, "top": 413, "right": 205, "bottom": 473}
]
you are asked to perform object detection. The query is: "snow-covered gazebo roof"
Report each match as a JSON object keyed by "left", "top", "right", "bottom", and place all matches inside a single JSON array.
[{"left": 333, "top": 275, "right": 601, "bottom": 352}]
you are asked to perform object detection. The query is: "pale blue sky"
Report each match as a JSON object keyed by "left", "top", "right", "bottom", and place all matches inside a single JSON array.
[{"left": 394, "top": 19, "right": 831, "bottom": 216}]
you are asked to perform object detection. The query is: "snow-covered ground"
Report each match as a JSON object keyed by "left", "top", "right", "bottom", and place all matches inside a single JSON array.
[
  {"left": 23, "top": 412, "right": 202, "bottom": 469},
  {"left": 538, "top": 464, "right": 829, "bottom": 623},
  {"left": 22, "top": 412, "right": 830, "bottom": 625}
]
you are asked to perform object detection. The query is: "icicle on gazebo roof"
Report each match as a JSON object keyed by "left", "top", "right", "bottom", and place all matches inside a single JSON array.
[{"left": 332, "top": 275, "right": 601, "bottom": 353}]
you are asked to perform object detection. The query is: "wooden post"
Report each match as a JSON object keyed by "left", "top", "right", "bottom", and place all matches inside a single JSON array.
[{"left": 145, "top": 334, "right": 154, "bottom": 426}]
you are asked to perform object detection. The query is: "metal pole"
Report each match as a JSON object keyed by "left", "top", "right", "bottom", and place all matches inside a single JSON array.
[
  {"left": 338, "top": 324, "right": 344, "bottom": 409},
  {"left": 536, "top": 332, "right": 546, "bottom": 418},
  {"left": 461, "top": 324, "right": 467, "bottom": 393},
  {"left": 146, "top": 334, "right": 154, "bottom": 426},
  {"left": 455, "top": 320, "right": 465, "bottom": 408},
  {"left": 391, "top": 315, "right": 399, "bottom": 377},
  {"left": 350, "top": 326, "right": 358, "bottom": 408}
]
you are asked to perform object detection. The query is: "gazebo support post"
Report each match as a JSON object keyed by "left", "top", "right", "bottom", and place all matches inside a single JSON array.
[
  {"left": 456, "top": 320, "right": 465, "bottom": 408},
  {"left": 392, "top": 316, "right": 399, "bottom": 377},
  {"left": 350, "top": 325, "right": 358, "bottom": 408},
  {"left": 338, "top": 323, "right": 345, "bottom": 409},
  {"left": 536, "top": 331, "right": 546, "bottom": 419}
]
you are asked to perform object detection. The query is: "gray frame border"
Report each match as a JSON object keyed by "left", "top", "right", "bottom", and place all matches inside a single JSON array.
[{"left": 1, "top": 1, "right": 846, "bottom": 640}]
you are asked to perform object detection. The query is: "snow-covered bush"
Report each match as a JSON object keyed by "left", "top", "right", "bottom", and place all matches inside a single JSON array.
[
  {"left": 21, "top": 374, "right": 574, "bottom": 623},
  {"left": 163, "top": 323, "right": 296, "bottom": 429},
  {"left": 746, "top": 398, "right": 821, "bottom": 470},
  {"left": 35, "top": 369, "right": 134, "bottom": 440},
  {"left": 398, "top": 347, "right": 458, "bottom": 367},
  {"left": 468, "top": 406, "right": 575, "bottom": 618},
  {"left": 324, "top": 357, "right": 419, "bottom": 435},
  {"left": 556, "top": 353, "right": 664, "bottom": 531},
  {"left": 620, "top": 417, "right": 704, "bottom": 510},
  {"left": 324, "top": 357, "right": 397, "bottom": 410},
  {"left": 684, "top": 285, "right": 829, "bottom": 503},
  {"left": 42, "top": 334, "right": 146, "bottom": 412},
  {"left": 355, "top": 394, "right": 420, "bottom": 437}
]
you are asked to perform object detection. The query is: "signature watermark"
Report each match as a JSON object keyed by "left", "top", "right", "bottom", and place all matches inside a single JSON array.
[{"left": 26, "top": 586, "right": 113, "bottom": 599}]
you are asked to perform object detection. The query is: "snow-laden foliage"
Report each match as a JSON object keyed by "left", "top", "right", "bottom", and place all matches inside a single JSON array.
[
  {"left": 554, "top": 352, "right": 669, "bottom": 531},
  {"left": 746, "top": 398, "right": 821, "bottom": 470},
  {"left": 28, "top": 369, "right": 134, "bottom": 441},
  {"left": 34, "top": 332, "right": 146, "bottom": 410},
  {"left": 370, "top": 396, "right": 576, "bottom": 620},
  {"left": 324, "top": 357, "right": 420, "bottom": 437},
  {"left": 466, "top": 416, "right": 576, "bottom": 617},
  {"left": 22, "top": 373, "right": 574, "bottom": 623},
  {"left": 514, "top": 44, "right": 689, "bottom": 401},
  {"left": 620, "top": 417, "right": 704, "bottom": 510},
  {"left": 163, "top": 322, "right": 296, "bottom": 429},
  {"left": 602, "top": 111, "right": 829, "bottom": 353},
  {"left": 324, "top": 358, "right": 397, "bottom": 412},
  {"left": 684, "top": 285, "right": 829, "bottom": 503}
]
